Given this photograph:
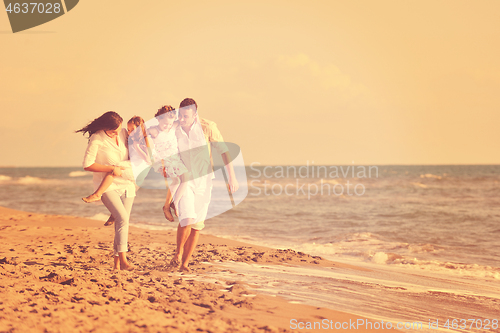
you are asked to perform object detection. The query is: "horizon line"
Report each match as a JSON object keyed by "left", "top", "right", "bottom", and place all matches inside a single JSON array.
[{"left": 2, "top": 163, "right": 500, "bottom": 168}]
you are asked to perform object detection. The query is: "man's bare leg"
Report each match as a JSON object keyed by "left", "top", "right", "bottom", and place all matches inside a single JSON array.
[
  {"left": 170, "top": 220, "right": 194, "bottom": 266},
  {"left": 180, "top": 229, "right": 200, "bottom": 272}
]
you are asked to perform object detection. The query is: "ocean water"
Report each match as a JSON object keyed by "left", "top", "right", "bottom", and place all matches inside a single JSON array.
[{"left": 1, "top": 165, "right": 499, "bottom": 332}]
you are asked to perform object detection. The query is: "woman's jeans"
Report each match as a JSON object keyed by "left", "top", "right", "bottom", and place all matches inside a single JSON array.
[{"left": 101, "top": 191, "right": 134, "bottom": 256}]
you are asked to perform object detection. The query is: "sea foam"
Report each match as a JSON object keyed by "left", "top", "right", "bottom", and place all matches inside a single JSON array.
[
  {"left": 69, "top": 171, "right": 90, "bottom": 177},
  {"left": 0, "top": 175, "right": 12, "bottom": 182}
]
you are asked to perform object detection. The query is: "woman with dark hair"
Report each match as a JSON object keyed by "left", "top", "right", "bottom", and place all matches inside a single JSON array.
[
  {"left": 82, "top": 116, "right": 148, "bottom": 204},
  {"left": 76, "top": 111, "right": 136, "bottom": 271}
]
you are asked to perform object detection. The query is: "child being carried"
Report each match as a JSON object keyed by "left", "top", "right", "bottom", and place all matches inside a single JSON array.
[
  {"left": 82, "top": 116, "right": 148, "bottom": 203},
  {"left": 148, "top": 105, "right": 189, "bottom": 222}
]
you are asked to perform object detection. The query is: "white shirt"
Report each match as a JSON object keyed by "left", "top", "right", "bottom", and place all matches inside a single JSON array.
[
  {"left": 176, "top": 117, "right": 213, "bottom": 186},
  {"left": 82, "top": 128, "right": 136, "bottom": 197}
]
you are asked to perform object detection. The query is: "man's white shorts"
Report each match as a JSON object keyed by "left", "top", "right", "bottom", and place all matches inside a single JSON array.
[{"left": 178, "top": 176, "right": 212, "bottom": 230}]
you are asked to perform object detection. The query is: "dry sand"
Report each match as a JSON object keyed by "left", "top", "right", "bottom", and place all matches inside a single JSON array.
[{"left": 0, "top": 206, "right": 399, "bottom": 332}]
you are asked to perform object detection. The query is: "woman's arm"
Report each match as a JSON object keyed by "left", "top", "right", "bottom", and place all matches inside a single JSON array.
[
  {"left": 84, "top": 163, "right": 115, "bottom": 173},
  {"left": 83, "top": 133, "right": 123, "bottom": 176},
  {"left": 85, "top": 163, "right": 123, "bottom": 177}
]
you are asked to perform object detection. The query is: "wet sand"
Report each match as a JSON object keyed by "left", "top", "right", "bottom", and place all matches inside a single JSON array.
[{"left": 0, "top": 206, "right": 398, "bottom": 332}]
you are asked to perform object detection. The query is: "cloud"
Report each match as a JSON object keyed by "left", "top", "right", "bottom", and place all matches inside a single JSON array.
[
  {"left": 275, "top": 53, "right": 370, "bottom": 99},
  {"left": 190, "top": 53, "right": 378, "bottom": 118}
]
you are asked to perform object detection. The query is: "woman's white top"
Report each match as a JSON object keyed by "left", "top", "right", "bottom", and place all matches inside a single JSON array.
[{"left": 82, "top": 128, "right": 136, "bottom": 198}]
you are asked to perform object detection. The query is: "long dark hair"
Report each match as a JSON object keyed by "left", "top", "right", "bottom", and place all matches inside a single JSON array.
[{"left": 76, "top": 111, "right": 123, "bottom": 137}]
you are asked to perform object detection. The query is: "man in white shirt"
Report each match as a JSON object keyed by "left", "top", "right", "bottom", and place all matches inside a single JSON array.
[{"left": 171, "top": 98, "right": 238, "bottom": 272}]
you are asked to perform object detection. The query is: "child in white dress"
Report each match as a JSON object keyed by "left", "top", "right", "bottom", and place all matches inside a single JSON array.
[
  {"left": 148, "top": 105, "right": 188, "bottom": 222},
  {"left": 82, "top": 116, "right": 148, "bottom": 203}
]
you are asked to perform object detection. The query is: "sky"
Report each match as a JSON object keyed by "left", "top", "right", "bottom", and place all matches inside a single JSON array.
[{"left": 1, "top": 0, "right": 499, "bottom": 166}]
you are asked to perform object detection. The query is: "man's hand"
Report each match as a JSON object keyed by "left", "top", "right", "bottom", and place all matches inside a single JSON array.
[
  {"left": 228, "top": 175, "right": 239, "bottom": 193},
  {"left": 148, "top": 126, "right": 160, "bottom": 138},
  {"left": 221, "top": 151, "right": 239, "bottom": 193}
]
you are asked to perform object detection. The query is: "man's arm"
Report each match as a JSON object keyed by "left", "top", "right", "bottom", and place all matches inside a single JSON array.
[
  {"left": 221, "top": 151, "right": 239, "bottom": 193},
  {"left": 205, "top": 120, "right": 239, "bottom": 193}
]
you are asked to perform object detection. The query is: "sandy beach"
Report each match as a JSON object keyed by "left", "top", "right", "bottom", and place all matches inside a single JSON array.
[{"left": 0, "top": 206, "right": 402, "bottom": 333}]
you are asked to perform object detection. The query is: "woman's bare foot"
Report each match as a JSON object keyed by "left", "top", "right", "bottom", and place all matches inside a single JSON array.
[
  {"left": 163, "top": 205, "right": 174, "bottom": 222},
  {"left": 120, "top": 263, "right": 135, "bottom": 271},
  {"left": 113, "top": 256, "right": 120, "bottom": 270},
  {"left": 104, "top": 215, "right": 115, "bottom": 226},
  {"left": 82, "top": 193, "right": 101, "bottom": 203}
]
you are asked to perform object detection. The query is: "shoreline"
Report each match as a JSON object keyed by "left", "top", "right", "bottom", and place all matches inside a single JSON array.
[{"left": 0, "top": 206, "right": 399, "bottom": 332}]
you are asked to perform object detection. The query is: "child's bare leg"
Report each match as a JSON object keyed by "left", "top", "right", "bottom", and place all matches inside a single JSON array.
[
  {"left": 104, "top": 214, "right": 115, "bottom": 226},
  {"left": 172, "top": 173, "right": 188, "bottom": 212},
  {"left": 162, "top": 190, "right": 175, "bottom": 222},
  {"left": 162, "top": 175, "right": 175, "bottom": 222},
  {"left": 169, "top": 177, "right": 181, "bottom": 198},
  {"left": 83, "top": 173, "right": 114, "bottom": 203},
  {"left": 166, "top": 177, "right": 181, "bottom": 217},
  {"left": 160, "top": 160, "right": 175, "bottom": 222}
]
